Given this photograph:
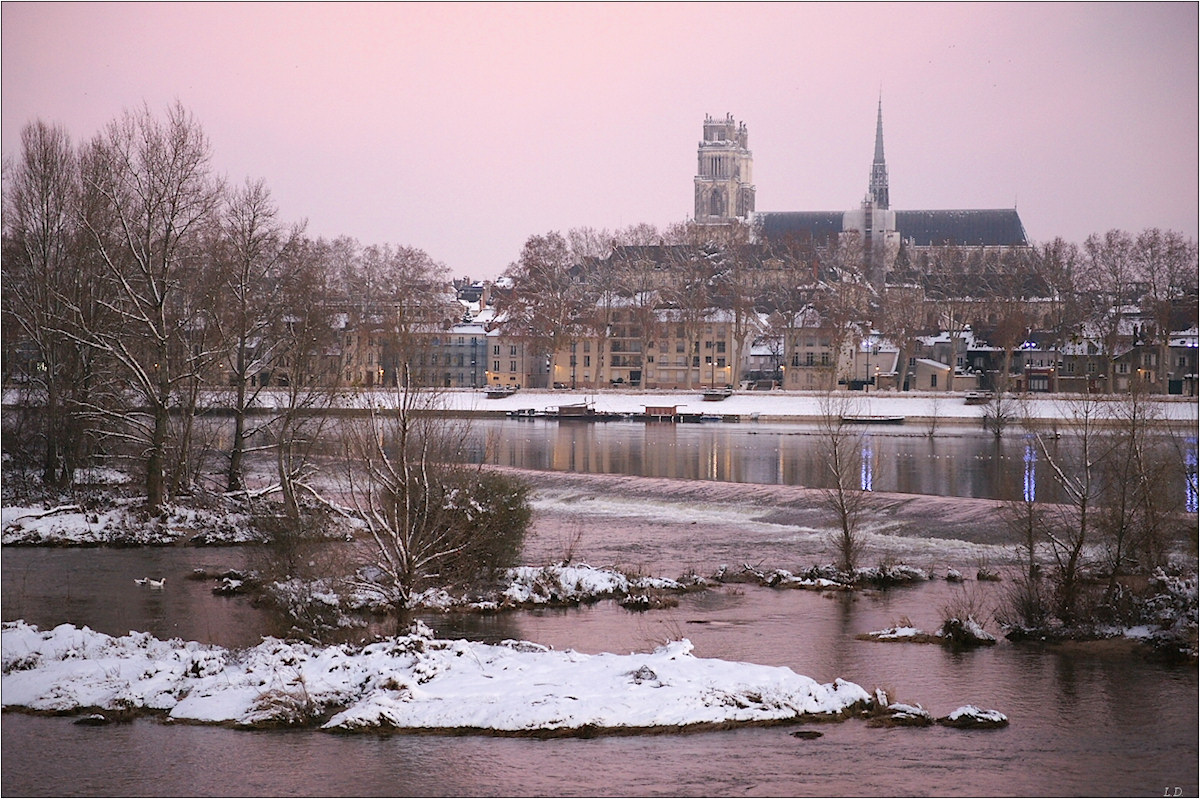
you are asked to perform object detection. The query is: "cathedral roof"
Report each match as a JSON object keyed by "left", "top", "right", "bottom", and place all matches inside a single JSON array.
[
  {"left": 894, "top": 209, "right": 1028, "bottom": 247},
  {"left": 754, "top": 208, "right": 1028, "bottom": 247},
  {"left": 754, "top": 212, "right": 845, "bottom": 243}
]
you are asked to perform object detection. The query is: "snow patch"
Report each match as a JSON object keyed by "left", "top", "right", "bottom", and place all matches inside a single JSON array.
[{"left": 1, "top": 621, "right": 872, "bottom": 734}]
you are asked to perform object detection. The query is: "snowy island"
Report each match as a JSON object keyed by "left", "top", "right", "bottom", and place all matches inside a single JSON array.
[{"left": 1, "top": 621, "right": 1006, "bottom": 735}]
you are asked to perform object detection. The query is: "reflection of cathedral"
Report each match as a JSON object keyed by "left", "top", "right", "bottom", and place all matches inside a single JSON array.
[{"left": 694, "top": 103, "right": 1029, "bottom": 279}]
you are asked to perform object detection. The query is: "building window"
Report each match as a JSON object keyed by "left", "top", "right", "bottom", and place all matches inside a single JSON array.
[
  {"left": 510, "top": 360, "right": 517, "bottom": 372},
  {"left": 930, "top": 373, "right": 938, "bottom": 388},
  {"left": 584, "top": 356, "right": 591, "bottom": 367},
  {"left": 493, "top": 360, "right": 500, "bottom": 371},
  {"left": 493, "top": 345, "right": 500, "bottom": 355}
]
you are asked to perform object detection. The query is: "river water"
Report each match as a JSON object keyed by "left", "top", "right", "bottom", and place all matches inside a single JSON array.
[
  {"left": 471, "top": 418, "right": 1196, "bottom": 506},
  {"left": 2, "top": 420, "right": 1198, "bottom": 797}
]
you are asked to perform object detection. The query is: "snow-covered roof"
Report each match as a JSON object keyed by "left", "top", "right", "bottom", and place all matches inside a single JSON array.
[
  {"left": 915, "top": 358, "right": 951, "bottom": 370},
  {"left": 855, "top": 331, "right": 899, "bottom": 353},
  {"left": 750, "top": 338, "right": 781, "bottom": 357},
  {"left": 654, "top": 307, "right": 738, "bottom": 324},
  {"left": 1170, "top": 327, "right": 1199, "bottom": 347},
  {"left": 448, "top": 322, "right": 487, "bottom": 335}
]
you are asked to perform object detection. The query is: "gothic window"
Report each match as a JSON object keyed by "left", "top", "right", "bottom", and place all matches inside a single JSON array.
[{"left": 709, "top": 189, "right": 724, "bottom": 217}]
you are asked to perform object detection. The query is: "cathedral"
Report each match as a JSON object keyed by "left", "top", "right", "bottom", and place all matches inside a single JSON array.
[{"left": 693, "top": 103, "right": 1029, "bottom": 280}]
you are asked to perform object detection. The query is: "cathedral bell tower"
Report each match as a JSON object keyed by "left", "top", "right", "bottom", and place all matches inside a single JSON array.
[{"left": 694, "top": 113, "right": 755, "bottom": 224}]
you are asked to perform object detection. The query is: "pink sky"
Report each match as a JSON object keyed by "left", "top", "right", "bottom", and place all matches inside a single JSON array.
[{"left": 3, "top": 2, "right": 1196, "bottom": 279}]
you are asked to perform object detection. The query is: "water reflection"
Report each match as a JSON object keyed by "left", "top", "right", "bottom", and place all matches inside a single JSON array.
[
  {"left": 1186, "top": 437, "right": 1197, "bottom": 514},
  {"left": 1024, "top": 438, "right": 1037, "bottom": 502},
  {"left": 474, "top": 419, "right": 1190, "bottom": 505},
  {"left": 860, "top": 438, "right": 874, "bottom": 491}
]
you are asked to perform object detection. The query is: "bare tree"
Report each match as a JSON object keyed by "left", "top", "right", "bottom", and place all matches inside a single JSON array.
[
  {"left": 874, "top": 282, "right": 926, "bottom": 391},
  {"left": 266, "top": 237, "right": 344, "bottom": 528},
  {"left": 612, "top": 244, "right": 665, "bottom": 390},
  {"left": 212, "top": 178, "right": 305, "bottom": 491},
  {"left": 1, "top": 120, "right": 109, "bottom": 486},
  {"left": 1033, "top": 392, "right": 1109, "bottom": 624},
  {"left": 1133, "top": 228, "right": 1198, "bottom": 393},
  {"left": 815, "top": 392, "right": 872, "bottom": 574},
  {"left": 344, "top": 375, "right": 530, "bottom": 615},
  {"left": 75, "top": 103, "right": 223, "bottom": 509},
  {"left": 1032, "top": 237, "right": 1087, "bottom": 354},
  {"left": 1095, "top": 381, "right": 1184, "bottom": 576},
  {"left": 1080, "top": 230, "right": 1137, "bottom": 393},
  {"left": 811, "top": 235, "right": 871, "bottom": 391},
  {"left": 495, "top": 232, "right": 588, "bottom": 388},
  {"left": 922, "top": 244, "right": 974, "bottom": 392},
  {"left": 705, "top": 222, "right": 762, "bottom": 387}
]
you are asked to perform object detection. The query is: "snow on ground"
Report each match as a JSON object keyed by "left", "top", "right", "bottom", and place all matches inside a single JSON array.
[
  {"left": 1, "top": 498, "right": 260, "bottom": 546},
  {"left": 1, "top": 620, "right": 872, "bottom": 733},
  {"left": 281, "top": 564, "right": 693, "bottom": 619},
  {"left": 861, "top": 616, "right": 997, "bottom": 647},
  {"left": 195, "top": 387, "right": 1198, "bottom": 424}
]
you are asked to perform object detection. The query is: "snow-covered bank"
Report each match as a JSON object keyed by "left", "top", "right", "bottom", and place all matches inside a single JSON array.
[
  {"left": 1, "top": 621, "right": 873, "bottom": 734},
  {"left": 174, "top": 387, "right": 1199, "bottom": 425},
  {"left": 0, "top": 497, "right": 263, "bottom": 547}
]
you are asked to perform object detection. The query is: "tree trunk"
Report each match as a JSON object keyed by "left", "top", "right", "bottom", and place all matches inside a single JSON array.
[
  {"left": 228, "top": 341, "right": 248, "bottom": 492},
  {"left": 147, "top": 402, "right": 168, "bottom": 510}
]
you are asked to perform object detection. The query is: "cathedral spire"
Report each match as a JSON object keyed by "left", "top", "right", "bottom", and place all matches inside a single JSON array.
[{"left": 869, "top": 96, "right": 889, "bottom": 209}]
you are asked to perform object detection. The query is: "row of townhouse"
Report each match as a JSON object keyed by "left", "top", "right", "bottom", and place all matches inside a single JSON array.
[
  {"left": 909, "top": 325, "right": 1199, "bottom": 396},
  {"left": 194, "top": 278, "right": 1193, "bottom": 395},
  {"left": 483, "top": 299, "right": 1198, "bottom": 396},
  {"left": 524, "top": 307, "right": 741, "bottom": 390}
]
